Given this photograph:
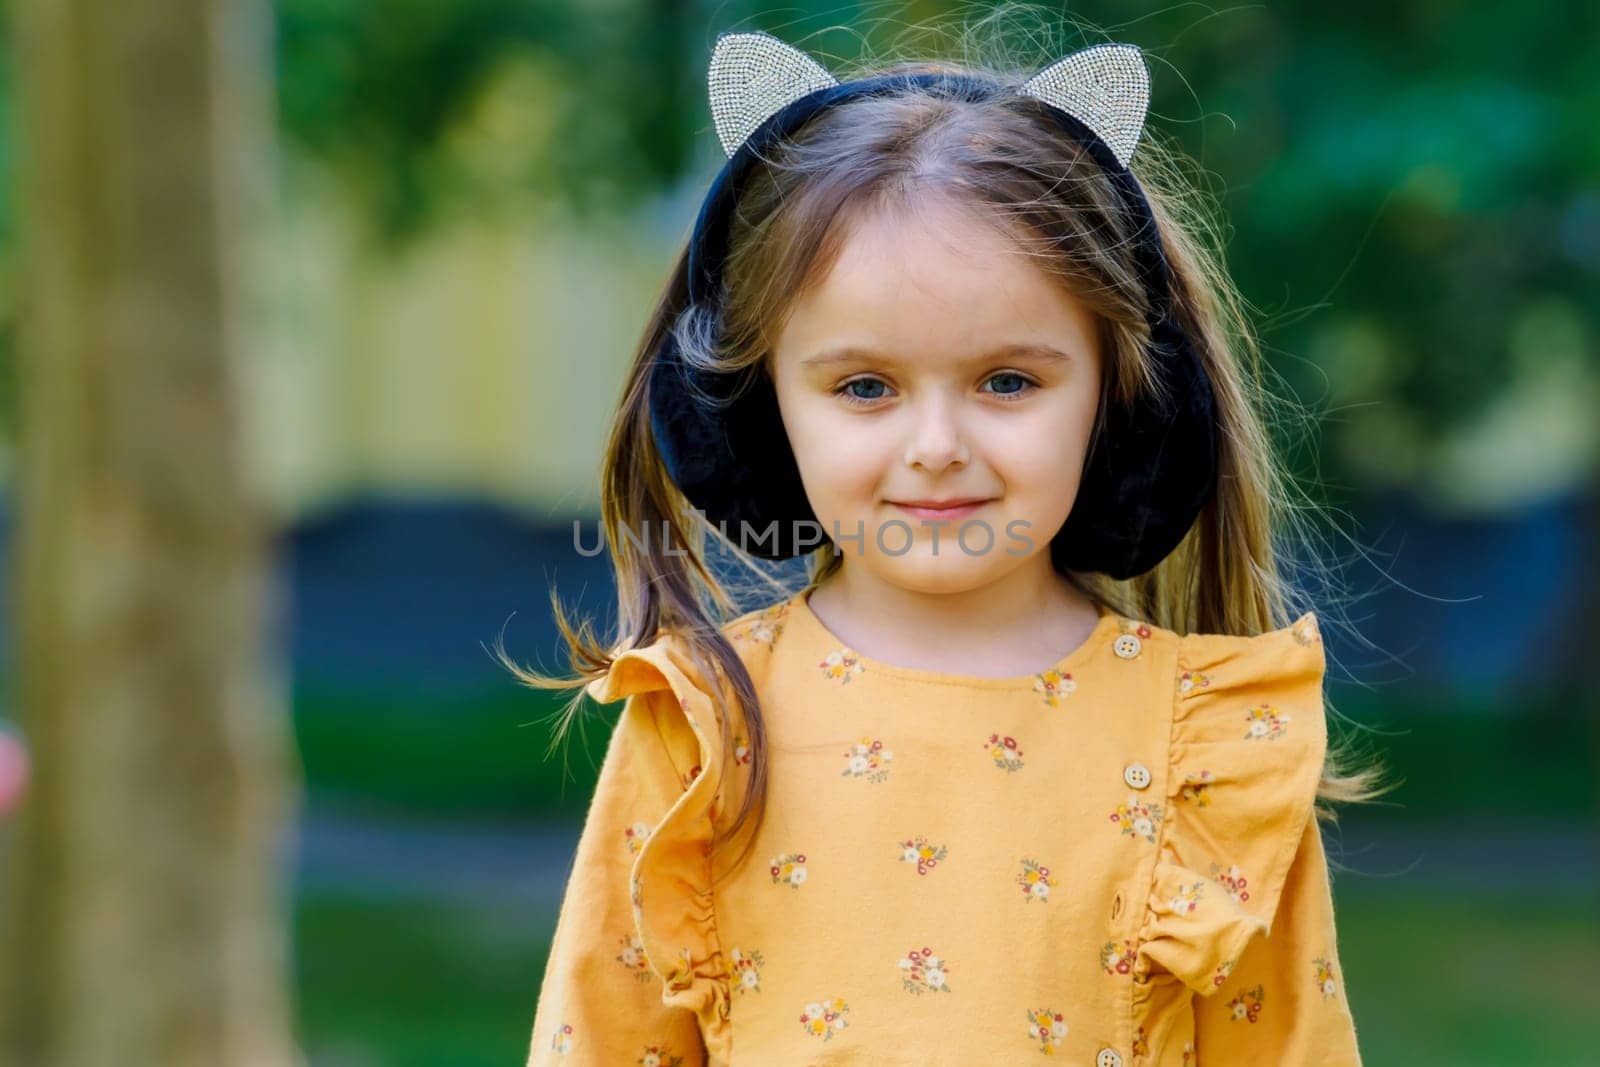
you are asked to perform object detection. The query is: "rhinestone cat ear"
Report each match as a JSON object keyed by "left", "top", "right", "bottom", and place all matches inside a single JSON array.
[
  {"left": 1018, "top": 43, "right": 1151, "bottom": 169},
  {"left": 708, "top": 31, "right": 839, "bottom": 158}
]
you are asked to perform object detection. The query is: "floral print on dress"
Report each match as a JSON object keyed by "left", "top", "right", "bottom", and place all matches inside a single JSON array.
[
  {"left": 1178, "top": 669, "right": 1211, "bottom": 695},
  {"left": 637, "top": 1046, "right": 684, "bottom": 1067},
  {"left": 550, "top": 1022, "right": 573, "bottom": 1055},
  {"left": 1132, "top": 1026, "right": 1149, "bottom": 1056},
  {"left": 898, "top": 835, "right": 948, "bottom": 875},
  {"left": 1100, "top": 938, "right": 1136, "bottom": 976},
  {"left": 624, "top": 820, "right": 652, "bottom": 855},
  {"left": 734, "top": 602, "right": 789, "bottom": 649},
  {"left": 1177, "top": 769, "right": 1215, "bottom": 806},
  {"left": 800, "top": 998, "right": 850, "bottom": 1040},
  {"left": 985, "top": 732, "right": 1025, "bottom": 772},
  {"left": 842, "top": 736, "right": 893, "bottom": 782},
  {"left": 1292, "top": 614, "right": 1321, "bottom": 646},
  {"left": 1244, "top": 703, "right": 1291, "bottom": 740},
  {"left": 1025, "top": 1008, "right": 1068, "bottom": 1054},
  {"left": 1033, "top": 668, "right": 1077, "bottom": 707},
  {"left": 1210, "top": 861, "right": 1250, "bottom": 904},
  {"left": 1314, "top": 956, "right": 1340, "bottom": 998},
  {"left": 1212, "top": 956, "right": 1237, "bottom": 989},
  {"left": 899, "top": 946, "right": 952, "bottom": 993},
  {"left": 770, "top": 851, "right": 808, "bottom": 889},
  {"left": 1227, "top": 983, "right": 1265, "bottom": 1023},
  {"left": 733, "top": 734, "right": 752, "bottom": 766},
  {"left": 1110, "top": 795, "right": 1165, "bottom": 843},
  {"left": 1016, "top": 858, "right": 1058, "bottom": 902},
  {"left": 820, "top": 648, "right": 865, "bottom": 684},
  {"left": 1182, "top": 1041, "right": 1195, "bottom": 1066},
  {"left": 727, "top": 946, "right": 765, "bottom": 994},
  {"left": 616, "top": 933, "right": 650, "bottom": 981},
  {"left": 681, "top": 763, "right": 703, "bottom": 789},
  {"left": 1168, "top": 880, "right": 1203, "bottom": 915}
]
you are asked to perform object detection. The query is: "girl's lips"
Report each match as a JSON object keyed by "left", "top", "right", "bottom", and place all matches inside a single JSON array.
[{"left": 891, "top": 500, "right": 991, "bottom": 521}]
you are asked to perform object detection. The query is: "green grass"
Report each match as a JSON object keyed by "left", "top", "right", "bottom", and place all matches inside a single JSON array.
[
  {"left": 292, "top": 882, "right": 1599, "bottom": 1066},
  {"left": 1339, "top": 884, "right": 1600, "bottom": 1066},
  {"left": 293, "top": 681, "right": 614, "bottom": 817},
  {"left": 293, "top": 891, "right": 550, "bottom": 1067}
]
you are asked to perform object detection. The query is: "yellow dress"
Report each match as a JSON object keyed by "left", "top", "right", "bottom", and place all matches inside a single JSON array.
[{"left": 526, "top": 588, "right": 1362, "bottom": 1066}]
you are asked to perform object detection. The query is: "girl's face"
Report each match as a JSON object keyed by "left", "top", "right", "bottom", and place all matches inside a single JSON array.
[{"left": 770, "top": 198, "right": 1104, "bottom": 595}]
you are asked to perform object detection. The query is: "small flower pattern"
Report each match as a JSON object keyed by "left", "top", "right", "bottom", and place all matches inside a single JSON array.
[
  {"left": 769, "top": 851, "right": 808, "bottom": 889},
  {"left": 1211, "top": 862, "right": 1250, "bottom": 904},
  {"left": 1016, "top": 858, "right": 1058, "bottom": 902},
  {"left": 800, "top": 998, "right": 850, "bottom": 1040},
  {"left": 1025, "top": 1008, "right": 1068, "bottom": 1054},
  {"left": 1033, "top": 668, "right": 1077, "bottom": 706},
  {"left": 1314, "top": 956, "right": 1339, "bottom": 998},
  {"left": 1110, "top": 795, "right": 1166, "bottom": 843},
  {"left": 1244, "top": 703, "right": 1291, "bottom": 740},
  {"left": 1177, "top": 769, "right": 1215, "bottom": 806},
  {"left": 1227, "top": 983, "right": 1265, "bottom": 1023},
  {"left": 820, "top": 648, "right": 865, "bottom": 683},
  {"left": 898, "top": 946, "right": 952, "bottom": 993},
  {"left": 842, "top": 737, "right": 893, "bottom": 782},
  {"left": 1100, "top": 938, "right": 1136, "bottom": 976},
  {"left": 984, "top": 732, "right": 1025, "bottom": 772},
  {"left": 734, "top": 602, "right": 789, "bottom": 648},
  {"left": 727, "top": 946, "right": 765, "bottom": 994},
  {"left": 552, "top": 597, "right": 1355, "bottom": 1059},
  {"left": 616, "top": 933, "right": 650, "bottom": 980},
  {"left": 1168, "top": 880, "right": 1203, "bottom": 915},
  {"left": 898, "top": 835, "right": 948, "bottom": 875}
]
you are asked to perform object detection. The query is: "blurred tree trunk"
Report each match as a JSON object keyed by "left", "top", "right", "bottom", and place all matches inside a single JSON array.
[{"left": 0, "top": 0, "right": 300, "bottom": 1064}]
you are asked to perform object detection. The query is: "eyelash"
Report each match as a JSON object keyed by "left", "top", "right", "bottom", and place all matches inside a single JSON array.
[{"left": 834, "top": 371, "right": 1039, "bottom": 408}]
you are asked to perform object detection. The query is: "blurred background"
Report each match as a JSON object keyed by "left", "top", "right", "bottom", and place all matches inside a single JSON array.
[{"left": 0, "top": 1, "right": 1594, "bottom": 1065}]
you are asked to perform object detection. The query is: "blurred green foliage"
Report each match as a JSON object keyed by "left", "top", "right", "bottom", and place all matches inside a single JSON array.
[{"left": 275, "top": 0, "right": 701, "bottom": 247}]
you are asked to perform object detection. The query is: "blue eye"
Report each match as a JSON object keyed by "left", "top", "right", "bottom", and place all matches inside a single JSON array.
[
  {"left": 983, "top": 372, "right": 1035, "bottom": 399},
  {"left": 838, "top": 378, "right": 890, "bottom": 405}
]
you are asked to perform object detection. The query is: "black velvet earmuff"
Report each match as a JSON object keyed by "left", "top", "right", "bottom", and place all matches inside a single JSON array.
[{"left": 647, "top": 35, "right": 1219, "bottom": 580}]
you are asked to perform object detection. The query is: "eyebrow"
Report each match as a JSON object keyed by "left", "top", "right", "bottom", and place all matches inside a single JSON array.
[{"left": 799, "top": 342, "right": 1076, "bottom": 368}]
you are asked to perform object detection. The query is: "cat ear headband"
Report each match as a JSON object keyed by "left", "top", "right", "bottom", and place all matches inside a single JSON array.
[{"left": 647, "top": 31, "right": 1219, "bottom": 579}]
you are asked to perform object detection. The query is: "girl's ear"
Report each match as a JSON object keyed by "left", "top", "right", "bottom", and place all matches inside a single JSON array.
[
  {"left": 708, "top": 31, "right": 839, "bottom": 159},
  {"left": 1018, "top": 43, "right": 1151, "bottom": 170}
]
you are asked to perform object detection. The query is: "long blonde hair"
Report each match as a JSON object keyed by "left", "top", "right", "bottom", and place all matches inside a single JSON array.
[{"left": 497, "top": 32, "right": 1395, "bottom": 887}]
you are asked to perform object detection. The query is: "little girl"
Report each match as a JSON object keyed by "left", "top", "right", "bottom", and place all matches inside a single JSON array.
[{"left": 512, "top": 28, "right": 1389, "bottom": 1067}]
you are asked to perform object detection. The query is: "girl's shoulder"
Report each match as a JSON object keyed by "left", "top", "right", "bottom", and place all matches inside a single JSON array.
[{"left": 1167, "top": 609, "right": 1326, "bottom": 704}]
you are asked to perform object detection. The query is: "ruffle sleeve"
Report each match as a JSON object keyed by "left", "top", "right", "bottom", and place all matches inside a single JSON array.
[
  {"left": 582, "top": 633, "right": 735, "bottom": 1059},
  {"left": 525, "top": 632, "right": 734, "bottom": 1065},
  {"left": 1133, "top": 611, "right": 1329, "bottom": 998}
]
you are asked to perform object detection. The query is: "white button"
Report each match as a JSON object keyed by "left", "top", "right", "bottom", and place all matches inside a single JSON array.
[
  {"left": 1123, "top": 762, "right": 1151, "bottom": 790},
  {"left": 1097, "top": 1049, "right": 1123, "bottom": 1067},
  {"left": 1113, "top": 634, "right": 1142, "bottom": 659}
]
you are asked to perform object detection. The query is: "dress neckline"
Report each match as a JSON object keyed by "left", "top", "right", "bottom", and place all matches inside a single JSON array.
[{"left": 787, "top": 586, "right": 1121, "bottom": 689}]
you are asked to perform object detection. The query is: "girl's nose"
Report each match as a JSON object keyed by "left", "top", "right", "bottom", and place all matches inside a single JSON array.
[{"left": 902, "top": 394, "right": 971, "bottom": 472}]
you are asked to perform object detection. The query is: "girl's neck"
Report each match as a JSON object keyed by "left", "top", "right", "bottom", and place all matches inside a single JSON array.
[{"left": 806, "top": 559, "right": 1105, "bottom": 678}]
